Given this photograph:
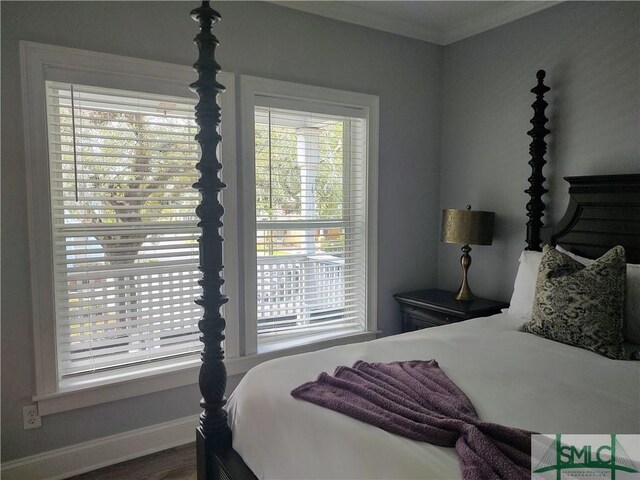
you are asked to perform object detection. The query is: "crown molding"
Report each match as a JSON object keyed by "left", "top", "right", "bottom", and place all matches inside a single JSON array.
[
  {"left": 269, "top": 1, "right": 563, "bottom": 46},
  {"left": 269, "top": 1, "right": 447, "bottom": 44},
  {"left": 444, "top": 2, "right": 561, "bottom": 45}
]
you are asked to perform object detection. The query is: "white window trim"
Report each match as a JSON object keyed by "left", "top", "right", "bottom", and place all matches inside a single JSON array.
[
  {"left": 239, "top": 75, "right": 379, "bottom": 356},
  {"left": 33, "top": 330, "right": 378, "bottom": 416},
  {"left": 20, "top": 42, "right": 240, "bottom": 414},
  {"left": 22, "top": 43, "right": 379, "bottom": 416}
]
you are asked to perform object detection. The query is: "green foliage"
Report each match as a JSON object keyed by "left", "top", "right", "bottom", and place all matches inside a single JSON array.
[
  {"left": 255, "top": 118, "right": 344, "bottom": 221},
  {"left": 255, "top": 123, "right": 300, "bottom": 220},
  {"left": 57, "top": 106, "right": 199, "bottom": 264},
  {"left": 254, "top": 113, "right": 347, "bottom": 256}
]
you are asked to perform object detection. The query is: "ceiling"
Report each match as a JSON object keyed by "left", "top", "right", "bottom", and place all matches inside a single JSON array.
[{"left": 271, "top": 1, "right": 561, "bottom": 45}]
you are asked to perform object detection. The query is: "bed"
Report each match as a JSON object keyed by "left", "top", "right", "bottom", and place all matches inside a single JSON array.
[
  {"left": 228, "top": 312, "right": 639, "bottom": 479},
  {"left": 188, "top": 3, "right": 640, "bottom": 479}
]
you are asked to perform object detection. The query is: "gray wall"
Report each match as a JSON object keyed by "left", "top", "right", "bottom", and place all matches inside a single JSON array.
[
  {"left": 438, "top": 1, "right": 640, "bottom": 301},
  {"left": 1, "top": 1, "right": 442, "bottom": 461}
]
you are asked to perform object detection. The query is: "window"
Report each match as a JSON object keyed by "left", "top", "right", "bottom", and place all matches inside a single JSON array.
[
  {"left": 23, "top": 43, "right": 236, "bottom": 413},
  {"left": 23, "top": 43, "right": 375, "bottom": 414},
  {"left": 46, "top": 82, "right": 202, "bottom": 381},
  {"left": 254, "top": 107, "right": 367, "bottom": 346},
  {"left": 240, "top": 77, "right": 379, "bottom": 355}
]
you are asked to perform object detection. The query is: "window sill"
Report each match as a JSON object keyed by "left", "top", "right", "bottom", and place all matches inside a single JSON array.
[
  {"left": 34, "top": 330, "right": 379, "bottom": 416},
  {"left": 257, "top": 326, "right": 366, "bottom": 354},
  {"left": 230, "top": 329, "right": 379, "bottom": 375}
]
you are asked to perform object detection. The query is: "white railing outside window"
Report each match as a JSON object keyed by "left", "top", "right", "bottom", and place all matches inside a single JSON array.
[{"left": 257, "top": 253, "right": 348, "bottom": 338}]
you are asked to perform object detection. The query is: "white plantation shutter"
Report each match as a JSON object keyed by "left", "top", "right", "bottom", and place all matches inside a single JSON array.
[
  {"left": 254, "top": 104, "right": 368, "bottom": 345},
  {"left": 45, "top": 81, "right": 203, "bottom": 379}
]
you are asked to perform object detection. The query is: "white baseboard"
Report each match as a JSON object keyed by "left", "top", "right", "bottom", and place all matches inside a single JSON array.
[{"left": 1, "top": 415, "right": 199, "bottom": 480}]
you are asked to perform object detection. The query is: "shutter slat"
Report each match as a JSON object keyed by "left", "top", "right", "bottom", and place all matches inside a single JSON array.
[
  {"left": 59, "top": 305, "right": 202, "bottom": 337},
  {"left": 55, "top": 240, "right": 198, "bottom": 256},
  {"left": 51, "top": 168, "right": 199, "bottom": 179},
  {"left": 51, "top": 140, "right": 199, "bottom": 155},
  {"left": 48, "top": 81, "right": 198, "bottom": 104},
  {"left": 50, "top": 132, "right": 198, "bottom": 145},
  {"left": 56, "top": 272, "right": 201, "bottom": 300},
  {"left": 259, "top": 320, "right": 361, "bottom": 337},
  {"left": 60, "top": 341, "right": 200, "bottom": 375},
  {"left": 61, "top": 326, "right": 200, "bottom": 354},
  {"left": 60, "top": 319, "right": 201, "bottom": 350},
  {"left": 56, "top": 283, "right": 199, "bottom": 322},
  {"left": 47, "top": 95, "right": 196, "bottom": 114},
  {"left": 56, "top": 222, "right": 197, "bottom": 233},
  {"left": 48, "top": 122, "right": 197, "bottom": 137},
  {"left": 54, "top": 106, "right": 194, "bottom": 121},
  {"left": 49, "top": 149, "right": 198, "bottom": 162},
  {"left": 57, "top": 258, "right": 199, "bottom": 276},
  {"left": 55, "top": 233, "right": 200, "bottom": 247},
  {"left": 52, "top": 188, "right": 198, "bottom": 196},
  {"left": 51, "top": 175, "right": 197, "bottom": 186}
]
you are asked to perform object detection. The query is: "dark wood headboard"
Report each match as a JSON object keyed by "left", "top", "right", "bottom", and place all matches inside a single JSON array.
[{"left": 551, "top": 174, "right": 640, "bottom": 263}]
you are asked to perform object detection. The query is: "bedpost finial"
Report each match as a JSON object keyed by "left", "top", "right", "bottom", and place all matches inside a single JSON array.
[
  {"left": 191, "top": 1, "right": 221, "bottom": 24},
  {"left": 531, "top": 69, "right": 550, "bottom": 96}
]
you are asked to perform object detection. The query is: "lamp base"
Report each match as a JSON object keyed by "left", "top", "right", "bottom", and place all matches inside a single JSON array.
[
  {"left": 454, "top": 245, "right": 475, "bottom": 301},
  {"left": 454, "top": 284, "right": 474, "bottom": 301}
]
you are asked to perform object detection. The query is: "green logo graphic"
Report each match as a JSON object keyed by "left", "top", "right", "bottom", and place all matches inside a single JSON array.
[{"left": 533, "top": 434, "right": 638, "bottom": 479}]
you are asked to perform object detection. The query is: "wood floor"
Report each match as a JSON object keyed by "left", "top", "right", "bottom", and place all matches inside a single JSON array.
[{"left": 66, "top": 443, "right": 196, "bottom": 480}]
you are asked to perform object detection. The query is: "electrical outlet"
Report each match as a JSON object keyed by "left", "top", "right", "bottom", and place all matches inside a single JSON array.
[{"left": 23, "top": 405, "right": 42, "bottom": 430}]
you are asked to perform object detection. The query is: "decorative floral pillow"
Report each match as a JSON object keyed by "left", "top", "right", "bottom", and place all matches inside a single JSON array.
[{"left": 519, "top": 245, "right": 626, "bottom": 359}]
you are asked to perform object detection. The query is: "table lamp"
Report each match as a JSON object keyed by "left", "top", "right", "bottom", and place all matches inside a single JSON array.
[{"left": 441, "top": 205, "right": 495, "bottom": 301}]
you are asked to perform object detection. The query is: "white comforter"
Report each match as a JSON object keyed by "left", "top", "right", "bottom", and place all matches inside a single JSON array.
[{"left": 227, "top": 312, "right": 640, "bottom": 480}]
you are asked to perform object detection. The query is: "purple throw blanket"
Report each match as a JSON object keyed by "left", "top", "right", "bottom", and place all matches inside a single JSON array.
[{"left": 291, "top": 360, "right": 533, "bottom": 480}]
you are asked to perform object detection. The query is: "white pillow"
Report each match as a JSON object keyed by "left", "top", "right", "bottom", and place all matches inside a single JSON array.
[
  {"left": 508, "top": 250, "right": 543, "bottom": 320},
  {"left": 555, "top": 245, "right": 595, "bottom": 265},
  {"left": 556, "top": 245, "right": 640, "bottom": 345}
]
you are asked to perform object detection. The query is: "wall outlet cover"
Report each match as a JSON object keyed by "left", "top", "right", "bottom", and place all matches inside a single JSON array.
[{"left": 23, "top": 405, "right": 42, "bottom": 430}]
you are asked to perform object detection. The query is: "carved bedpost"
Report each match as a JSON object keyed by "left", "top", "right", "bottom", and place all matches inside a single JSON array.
[
  {"left": 525, "top": 70, "right": 550, "bottom": 251},
  {"left": 190, "top": 1, "right": 231, "bottom": 477}
]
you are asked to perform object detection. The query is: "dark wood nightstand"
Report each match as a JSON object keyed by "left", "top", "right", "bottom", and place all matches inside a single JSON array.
[{"left": 393, "top": 289, "right": 509, "bottom": 332}]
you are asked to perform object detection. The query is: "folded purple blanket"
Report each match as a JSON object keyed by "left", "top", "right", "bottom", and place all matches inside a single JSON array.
[{"left": 291, "top": 360, "right": 534, "bottom": 480}]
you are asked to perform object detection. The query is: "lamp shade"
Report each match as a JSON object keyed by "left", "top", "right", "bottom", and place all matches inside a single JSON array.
[{"left": 441, "top": 206, "right": 495, "bottom": 246}]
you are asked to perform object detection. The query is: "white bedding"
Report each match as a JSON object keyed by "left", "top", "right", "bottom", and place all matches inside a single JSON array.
[{"left": 227, "top": 312, "right": 640, "bottom": 480}]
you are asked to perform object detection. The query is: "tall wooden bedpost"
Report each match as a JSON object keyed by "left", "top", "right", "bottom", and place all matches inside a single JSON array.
[
  {"left": 191, "top": 1, "right": 231, "bottom": 478},
  {"left": 525, "top": 70, "right": 550, "bottom": 251}
]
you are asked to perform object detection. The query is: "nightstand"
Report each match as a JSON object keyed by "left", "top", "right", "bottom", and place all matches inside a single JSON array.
[{"left": 393, "top": 289, "right": 509, "bottom": 332}]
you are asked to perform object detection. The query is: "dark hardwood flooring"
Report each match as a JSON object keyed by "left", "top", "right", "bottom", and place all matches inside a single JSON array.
[{"left": 66, "top": 443, "right": 196, "bottom": 480}]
